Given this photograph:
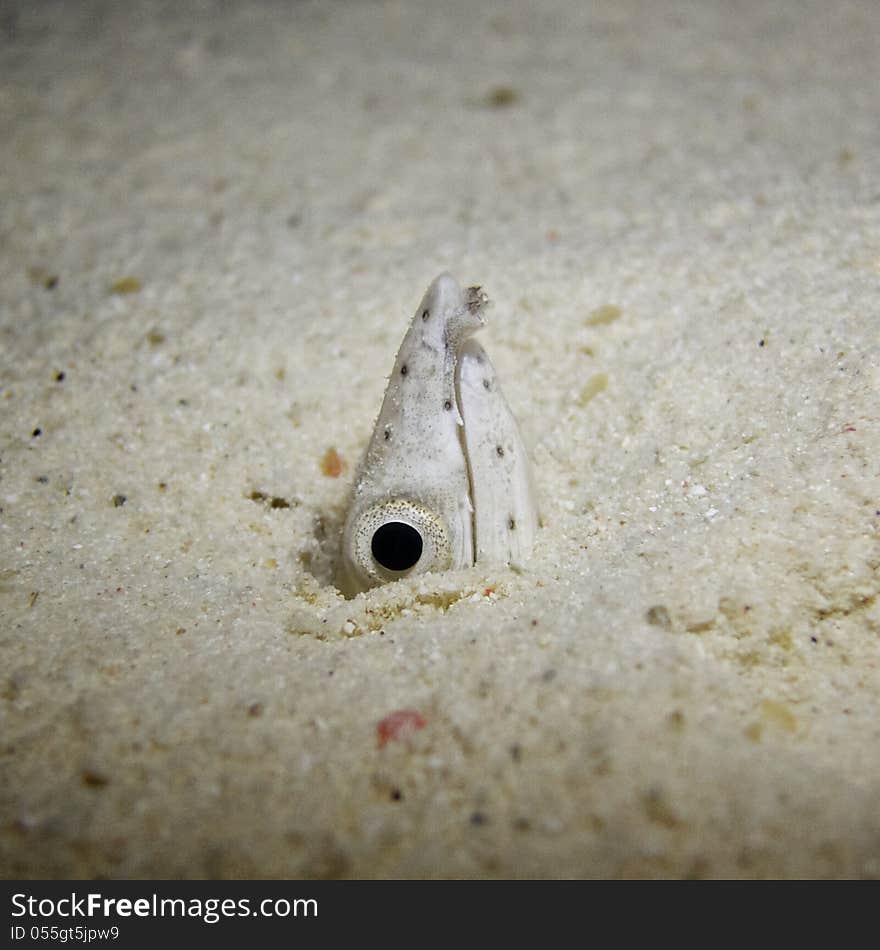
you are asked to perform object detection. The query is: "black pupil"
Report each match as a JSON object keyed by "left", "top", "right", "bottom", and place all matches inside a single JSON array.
[{"left": 371, "top": 522, "right": 423, "bottom": 572}]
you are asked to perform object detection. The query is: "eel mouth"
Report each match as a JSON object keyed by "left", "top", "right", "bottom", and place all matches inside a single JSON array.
[{"left": 464, "top": 285, "right": 490, "bottom": 317}]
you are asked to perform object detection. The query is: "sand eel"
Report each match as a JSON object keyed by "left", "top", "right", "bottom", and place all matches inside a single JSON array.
[{"left": 340, "top": 273, "right": 538, "bottom": 595}]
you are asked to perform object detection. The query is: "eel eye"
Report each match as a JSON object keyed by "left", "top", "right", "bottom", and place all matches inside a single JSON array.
[
  {"left": 346, "top": 499, "right": 451, "bottom": 588},
  {"left": 371, "top": 521, "right": 423, "bottom": 572}
]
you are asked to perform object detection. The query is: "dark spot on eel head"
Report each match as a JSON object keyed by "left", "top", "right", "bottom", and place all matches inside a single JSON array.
[
  {"left": 384, "top": 428, "right": 391, "bottom": 441},
  {"left": 496, "top": 445, "right": 505, "bottom": 457},
  {"left": 482, "top": 379, "right": 491, "bottom": 390},
  {"left": 422, "top": 309, "right": 430, "bottom": 321},
  {"left": 508, "top": 517, "right": 516, "bottom": 530},
  {"left": 444, "top": 399, "right": 452, "bottom": 410},
  {"left": 401, "top": 364, "right": 408, "bottom": 376},
  {"left": 81, "top": 769, "right": 109, "bottom": 789}
]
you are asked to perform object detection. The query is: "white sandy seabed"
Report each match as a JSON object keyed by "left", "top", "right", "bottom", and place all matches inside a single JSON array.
[{"left": 1, "top": 0, "right": 878, "bottom": 878}]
